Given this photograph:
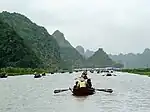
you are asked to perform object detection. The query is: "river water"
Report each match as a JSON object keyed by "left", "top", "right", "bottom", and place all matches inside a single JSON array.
[{"left": 0, "top": 72, "right": 150, "bottom": 112}]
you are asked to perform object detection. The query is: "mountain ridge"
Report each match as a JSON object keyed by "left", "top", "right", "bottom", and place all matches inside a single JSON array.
[
  {"left": 0, "top": 17, "right": 42, "bottom": 68},
  {"left": 109, "top": 48, "right": 150, "bottom": 68},
  {"left": 75, "top": 45, "right": 94, "bottom": 58},
  {"left": 0, "top": 11, "right": 61, "bottom": 69},
  {"left": 52, "top": 30, "right": 85, "bottom": 69}
]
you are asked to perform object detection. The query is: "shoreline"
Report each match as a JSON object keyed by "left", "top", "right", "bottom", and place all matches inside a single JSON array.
[
  {"left": 0, "top": 67, "right": 50, "bottom": 76},
  {"left": 122, "top": 69, "right": 150, "bottom": 77}
]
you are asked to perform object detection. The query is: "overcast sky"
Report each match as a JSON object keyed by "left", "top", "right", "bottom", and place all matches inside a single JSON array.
[{"left": 0, "top": 0, "right": 150, "bottom": 54}]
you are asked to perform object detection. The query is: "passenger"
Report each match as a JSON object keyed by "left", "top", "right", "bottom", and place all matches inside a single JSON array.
[
  {"left": 73, "top": 81, "right": 79, "bottom": 89},
  {"left": 81, "top": 71, "right": 88, "bottom": 79},
  {"left": 42, "top": 72, "right": 46, "bottom": 76},
  {"left": 77, "top": 77, "right": 87, "bottom": 88},
  {"left": 34, "top": 72, "right": 37, "bottom": 75},
  {"left": 86, "top": 79, "right": 92, "bottom": 88}
]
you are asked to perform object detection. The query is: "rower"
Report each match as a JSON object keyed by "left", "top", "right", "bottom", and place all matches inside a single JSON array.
[
  {"left": 86, "top": 79, "right": 92, "bottom": 88},
  {"left": 81, "top": 71, "right": 92, "bottom": 88},
  {"left": 73, "top": 81, "right": 79, "bottom": 90},
  {"left": 81, "top": 71, "right": 88, "bottom": 79},
  {"left": 77, "top": 77, "right": 87, "bottom": 88}
]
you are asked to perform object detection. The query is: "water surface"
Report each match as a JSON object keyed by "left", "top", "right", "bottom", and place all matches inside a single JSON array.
[{"left": 0, "top": 72, "right": 150, "bottom": 112}]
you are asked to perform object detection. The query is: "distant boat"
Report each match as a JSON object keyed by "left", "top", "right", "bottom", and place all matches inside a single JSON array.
[
  {"left": 0, "top": 73, "right": 8, "bottom": 78},
  {"left": 90, "top": 70, "right": 94, "bottom": 73},
  {"left": 61, "top": 71, "right": 65, "bottom": 73},
  {"left": 42, "top": 73, "right": 46, "bottom": 76},
  {"left": 34, "top": 74, "right": 42, "bottom": 78},
  {"left": 97, "top": 70, "right": 100, "bottom": 74},
  {"left": 106, "top": 73, "right": 112, "bottom": 76},
  {"left": 69, "top": 71, "right": 73, "bottom": 74},
  {"left": 102, "top": 70, "right": 117, "bottom": 76},
  {"left": 75, "top": 70, "right": 78, "bottom": 72}
]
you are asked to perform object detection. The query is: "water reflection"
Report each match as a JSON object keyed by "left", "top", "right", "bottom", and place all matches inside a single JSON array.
[{"left": 73, "top": 96, "right": 88, "bottom": 102}]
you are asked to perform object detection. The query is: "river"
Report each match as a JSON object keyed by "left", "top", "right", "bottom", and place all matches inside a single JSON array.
[{"left": 0, "top": 72, "right": 150, "bottom": 112}]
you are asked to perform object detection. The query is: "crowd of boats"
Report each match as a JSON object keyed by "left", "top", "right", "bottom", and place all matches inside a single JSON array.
[
  {"left": 0, "top": 68, "right": 116, "bottom": 79},
  {"left": 0, "top": 69, "right": 115, "bottom": 96}
]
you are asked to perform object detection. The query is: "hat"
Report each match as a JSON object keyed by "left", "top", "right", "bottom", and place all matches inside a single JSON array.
[{"left": 80, "top": 77, "right": 85, "bottom": 81}]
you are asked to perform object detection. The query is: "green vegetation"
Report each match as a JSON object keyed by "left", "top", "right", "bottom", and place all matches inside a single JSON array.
[
  {"left": 0, "top": 18, "right": 42, "bottom": 68},
  {"left": 0, "top": 67, "right": 48, "bottom": 76},
  {"left": 52, "top": 30, "right": 85, "bottom": 68},
  {"left": 52, "top": 30, "right": 123, "bottom": 69},
  {"left": 0, "top": 11, "right": 123, "bottom": 75},
  {"left": 122, "top": 68, "right": 150, "bottom": 76},
  {"left": 0, "top": 11, "right": 61, "bottom": 68}
]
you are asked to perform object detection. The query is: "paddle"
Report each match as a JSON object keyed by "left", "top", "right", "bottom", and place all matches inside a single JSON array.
[
  {"left": 54, "top": 88, "right": 113, "bottom": 94},
  {"left": 54, "top": 89, "right": 69, "bottom": 93},
  {"left": 95, "top": 89, "right": 113, "bottom": 93},
  {"left": 54, "top": 88, "right": 73, "bottom": 94}
]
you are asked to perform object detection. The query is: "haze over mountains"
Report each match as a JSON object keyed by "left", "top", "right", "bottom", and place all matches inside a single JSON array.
[
  {"left": 75, "top": 44, "right": 150, "bottom": 69},
  {"left": 76, "top": 46, "right": 94, "bottom": 58},
  {"left": 2, "top": 11, "right": 150, "bottom": 70},
  {"left": 109, "top": 48, "right": 150, "bottom": 69},
  {"left": 52, "top": 30, "right": 85, "bottom": 69}
]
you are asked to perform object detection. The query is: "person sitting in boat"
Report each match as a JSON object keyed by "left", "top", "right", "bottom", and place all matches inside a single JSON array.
[
  {"left": 73, "top": 81, "right": 79, "bottom": 90},
  {"left": 86, "top": 79, "right": 92, "bottom": 88},
  {"left": 77, "top": 77, "right": 87, "bottom": 88},
  {"left": 42, "top": 72, "right": 46, "bottom": 76},
  {"left": 81, "top": 71, "right": 88, "bottom": 79},
  {"left": 34, "top": 72, "right": 37, "bottom": 75}
]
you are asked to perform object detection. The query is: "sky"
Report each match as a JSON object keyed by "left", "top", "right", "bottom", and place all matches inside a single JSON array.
[{"left": 0, "top": 0, "right": 150, "bottom": 54}]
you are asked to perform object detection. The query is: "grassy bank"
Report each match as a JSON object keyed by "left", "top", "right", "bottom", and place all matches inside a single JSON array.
[
  {"left": 0, "top": 67, "right": 50, "bottom": 76},
  {"left": 122, "top": 68, "right": 150, "bottom": 76}
]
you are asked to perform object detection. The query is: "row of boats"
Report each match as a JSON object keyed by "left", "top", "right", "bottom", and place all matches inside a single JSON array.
[{"left": 0, "top": 69, "right": 116, "bottom": 79}]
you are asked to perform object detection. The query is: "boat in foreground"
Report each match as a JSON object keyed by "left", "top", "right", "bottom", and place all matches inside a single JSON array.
[
  {"left": 72, "top": 87, "right": 95, "bottom": 96},
  {"left": 54, "top": 71, "right": 113, "bottom": 96}
]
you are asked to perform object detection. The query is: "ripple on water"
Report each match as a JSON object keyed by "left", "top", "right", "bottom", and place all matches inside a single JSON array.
[{"left": 0, "top": 72, "right": 150, "bottom": 112}]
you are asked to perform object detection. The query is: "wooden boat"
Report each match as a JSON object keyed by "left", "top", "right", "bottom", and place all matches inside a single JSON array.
[
  {"left": 75, "top": 70, "right": 78, "bottom": 72},
  {"left": 90, "top": 70, "right": 94, "bottom": 73},
  {"left": 69, "top": 71, "right": 73, "bottom": 73},
  {"left": 0, "top": 73, "right": 8, "bottom": 78},
  {"left": 106, "top": 73, "right": 112, "bottom": 76},
  {"left": 50, "top": 72, "right": 54, "bottom": 74},
  {"left": 72, "top": 87, "right": 95, "bottom": 96},
  {"left": 61, "top": 71, "right": 65, "bottom": 73},
  {"left": 97, "top": 70, "right": 100, "bottom": 73},
  {"left": 34, "top": 74, "right": 42, "bottom": 78},
  {"left": 42, "top": 73, "right": 46, "bottom": 76}
]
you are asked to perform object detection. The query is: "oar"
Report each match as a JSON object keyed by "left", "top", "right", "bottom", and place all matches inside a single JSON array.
[
  {"left": 54, "top": 88, "right": 113, "bottom": 94},
  {"left": 95, "top": 89, "right": 113, "bottom": 93},
  {"left": 54, "top": 88, "right": 72, "bottom": 94},
  {"left": 54, "top": 89, "right": 69, "bottom": 93}
]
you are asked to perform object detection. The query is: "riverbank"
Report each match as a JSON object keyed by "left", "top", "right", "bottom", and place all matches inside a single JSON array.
[
  {"left": 0, "top": 67, "right": 74, "bottom": 76},
  {"left": 122, "top": 68, "right": 150, "bottom": 77},
  {"left": 0, "top": 67, "right": 49, "bottom": 76}
]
